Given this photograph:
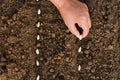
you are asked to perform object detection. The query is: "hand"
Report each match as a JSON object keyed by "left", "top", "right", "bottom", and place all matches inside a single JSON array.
[{"left": 58, "top": 0, "right": 91, "bottom": 39}]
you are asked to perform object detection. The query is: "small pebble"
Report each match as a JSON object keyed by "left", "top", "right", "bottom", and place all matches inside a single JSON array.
[
  {"left": 36, "top": 43, "right": 41, "bottom": 47},
  {"left": 78, "top": 47, "right": 82, "bottom": 53},
  {"left": 65, "top": 58, "right": 71, "bottom": 62},
  {"left": 36, "top": 22, "right": 40, "bottom": 28},
  {"left": 78, "top": 65, "right": 81, "bottom": 71},
  {"left": 108, "top": 45, "right": 114, "bottom": 50},
  {"left": 88, "top": 61, "right": 92, "bottom": 65},
  {"left": 7, "top": 36, "right": 19, "bottom": 43},
  {"left": 36, "top": 60, "right": 40, "bottom": 66},
  {"left": 66, "top": 43, "right": 71, "bottom": 48},
  {"left": 36, "top": 49, "right": 39, "bottom": 55},
  {"left": 38, "top": 9, "right": 41, "bottom": 15},
  {"left": 85, "top": 66, "right": 91, "bottom": 70},
  {"left": 90, "top": 76, "right": 96, "bottom": 79},
  {"left": 49, "top": 68, "right": 54, "bottom": 73},
  {"left": 91, "top": 68, "right": 95, "bottom": 73},
  {"left": 57, "top": 56, "right": 61, "bottom": 60},
  {"left": 37, "top": 35, "right": 40, "bottom": 40},
  {"left": 52, "top": 33, "right": 55, "bottom": 38},
  {"left": 36, "top": 75, "right": 40, "bottom": 80},
  {"left": 0, "top": 74, "right": 7, "bottom": 80},
  {"left": 84, "top": 50, "right": 89, "bottom": 54}
]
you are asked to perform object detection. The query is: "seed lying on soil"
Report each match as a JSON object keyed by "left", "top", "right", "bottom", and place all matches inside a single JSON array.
[
  {"left": 37, "top": 35, "right": 40, "bottom": 40},
  {"left": 36, "top": 75, "right": 40, "bottom": 80},
  {"left": 36, "top": 22, "right": 40, "bottom": 28},
  {"left": 36, "top": 60, "right": 40, "bottom": 66},
  {"left": 78, "top": 47, "right": 82, "bottom": 53},
  {"left": 36, "top": 49, "right": 39, "bottom": 54},
  {"left": 78, "top": 65, "right": 81, "bottom": 71},
  {"left": 38, "top": 9, "right": 41, "bottom": 15}
]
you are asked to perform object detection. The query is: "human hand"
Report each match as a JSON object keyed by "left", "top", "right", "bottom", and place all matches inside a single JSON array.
[{"left": 58, "top": 0, "right": 91, "bottom": 39}]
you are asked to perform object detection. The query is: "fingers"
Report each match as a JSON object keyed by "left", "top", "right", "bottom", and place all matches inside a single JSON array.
[
  {"left": 67, "top": 20, "right": 90, "bottom": 39},
  {"left": 77, "top": 17, "right": 90, "bottom": 38},
  {"left": 67, "top": 22, "right": 81, "bottom": 39},
  {"left": 87, "top": 14, "right": 91, "bottom": 28},
  {"left": 80, "top": 23, "right": 89, "bottom": 38},
  {"left": 84, "top": 12, "right": 91, "bottom": 28}
]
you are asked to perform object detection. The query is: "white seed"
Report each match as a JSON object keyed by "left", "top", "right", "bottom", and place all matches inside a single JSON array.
[
  {"left": 36, "top": 60, "right": 40, "bottom": 66},
  {"left": 78, "top": 46, "right": 82, "bottom": 53},
  {"left": 37, "top": 35, "right": 40, "bottom": 40},
  {"left": 36, "top": 75, "right": 40, "bottom": 80},
  {"left": 79, "top": 35, "right": 82, "bottom": 40},
  {"left": 36, "top": 22, "right": 40, "bottom": 28},
  {"left": 38, "top": 9, "right": 41, "bottom": 15},
  {"left": 78, "top": 65, "right": 81, "bottom": 71},
  {"left": 36, "top": 49, "right": 39, "bottom": 55}
]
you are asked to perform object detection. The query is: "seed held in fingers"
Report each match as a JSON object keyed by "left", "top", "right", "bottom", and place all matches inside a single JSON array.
[{"left": 79, "top": 35, "right": 82, "bottom": 40}]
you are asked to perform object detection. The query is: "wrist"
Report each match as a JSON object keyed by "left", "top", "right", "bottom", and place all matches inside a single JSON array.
[{"left": 50, "top": 0, "right": 66, "bottom": 9}]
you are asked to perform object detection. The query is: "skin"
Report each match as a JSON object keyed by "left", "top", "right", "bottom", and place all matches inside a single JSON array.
[{"left": 50, "top": 0, "right": 91, "bottom": 39}]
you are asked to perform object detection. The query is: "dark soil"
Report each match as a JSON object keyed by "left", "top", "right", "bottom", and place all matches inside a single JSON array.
[{"left": 0, "top": 0, "right": 120, "bottom": 80}]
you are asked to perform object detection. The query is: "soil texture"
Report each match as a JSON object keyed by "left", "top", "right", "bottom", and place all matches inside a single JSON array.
[{"left": 0, "top": 0, "right": 120, "bottom": 80}]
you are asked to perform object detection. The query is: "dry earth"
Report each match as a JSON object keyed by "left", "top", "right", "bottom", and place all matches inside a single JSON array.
[{"left": 0, "top": 0, "right": 120, "bottom": 80}]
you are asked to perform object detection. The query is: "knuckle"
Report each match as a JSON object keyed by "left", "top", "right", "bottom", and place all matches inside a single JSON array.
[{"left": 81, "top": 2, "right": 88, "bottom": 10}]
